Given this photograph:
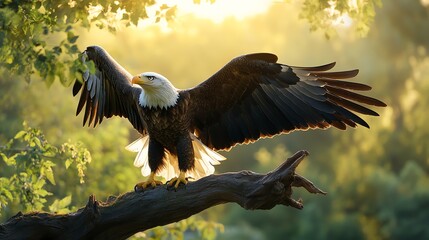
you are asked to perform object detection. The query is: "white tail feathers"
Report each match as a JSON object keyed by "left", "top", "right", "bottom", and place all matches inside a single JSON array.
[{"left": 125, "top": 134, "right": 226, "bottom": 180}]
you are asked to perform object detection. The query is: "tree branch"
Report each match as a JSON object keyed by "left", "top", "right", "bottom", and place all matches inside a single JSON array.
[{"left": 0, "top": 150, "right": 325, "bottom": 240}]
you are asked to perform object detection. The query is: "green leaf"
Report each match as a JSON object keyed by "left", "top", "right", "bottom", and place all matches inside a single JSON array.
[
  {"left": 32, "top": 136, "right": 43, "bottom": 148},
  {"left": 33, "top": 188, "right": 51, "bottom": 197},
  {"left": 3, "top": 153, "right": 17, "bottom": 166},
  {"left": 40, "top": 161, "right": 55, "bottom": 185},
  {"left": 65, "top": 159, "right": 72, "bottom": 169},
  {"left": 49, "top": 195, "right": 72, "bottom": 213},
  {"left": 58, "top": 195, "right": 72, "bottom": 209},
  {"left": 166, "top": 6, "right": 177, "bottom": 21},
  {"left": 69, "top": 44, "right": 79, "bottom": 54},
  {"left": 0, "top": 178, "right": 13, "bottom": 202},
  {"left": 33, "top": 179, "right": 46, "bottom": 189},
  {"left": 67, "top": 31, "right": 79, "bottom": 43},
  {"left": 35, "top": 1, "right": 42, "bottom": 9},
  {"left": 0, "top": 153, "right": 7, "bottom": 162},
  {"left": 45, "top": 167, "right": 56, "bottom": 185},
  {"left": 2, "top": 189, "right": 14, "bottom": 202},
  {"left": 130, "top": 12, "right": 140, "bottom": 24},
  {"left": 14, "top": 130, "right": 26, "bottom": 139},
  {"left": 202, "top": 227, "right": 216, "bottom": 240},
  {"left": 53, "top": 46, "right": 62, "bottom": 55},
  {"left": 160, "top": 4, "right": 169, "bottom": 10},
  {"left": 69, "top": 35, "right": 79, "bottom": 44}
]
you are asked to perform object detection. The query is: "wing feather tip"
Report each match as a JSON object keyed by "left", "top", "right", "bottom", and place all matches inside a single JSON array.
[{"left": 72, "top": 80, "right": 82, "bottom": 96}]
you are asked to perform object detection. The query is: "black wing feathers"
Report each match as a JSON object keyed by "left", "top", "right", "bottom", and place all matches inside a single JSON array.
[
  {"left": 187, "top": 53, "right": 385, "bottom": 150},
  {"left": 325, "top": 86, "right": 386, "bottom": 107},
  {"left": 72, "top": 46, "right": 145, "bottom": 133}
]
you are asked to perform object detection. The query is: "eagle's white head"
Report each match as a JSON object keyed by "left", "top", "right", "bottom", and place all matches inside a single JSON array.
[{"left": 132, "top": 72, "right": 179, "bottom": 109}]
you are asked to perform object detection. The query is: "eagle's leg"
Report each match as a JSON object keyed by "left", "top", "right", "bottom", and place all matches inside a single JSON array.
[
  {"left": 135, "top": 172, "right": 163, "bottom": 190},
  {"left": 167, "top": 171, "right": 188, "bottom": 188},
  {"left": 135, "top": 138, "right": 165, "bottom": 190},
  {"left": 167, "top": 135, "right": 194, "bottom": 189}
]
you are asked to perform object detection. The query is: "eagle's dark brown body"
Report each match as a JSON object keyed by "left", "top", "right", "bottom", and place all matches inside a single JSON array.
[{"left": 140, "top": 92, "right": 195, "bottom": 171}]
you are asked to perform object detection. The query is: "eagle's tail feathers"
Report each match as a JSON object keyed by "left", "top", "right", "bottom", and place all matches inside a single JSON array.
[
  {"left": 125, "top": 134, "right": 226, "bottom": 181},
  {"left": 126, "top": 135, "right": 150, "bottom": 168}
]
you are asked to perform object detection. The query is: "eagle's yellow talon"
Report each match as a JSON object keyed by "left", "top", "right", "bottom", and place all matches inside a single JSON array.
[
  {"left": 135, "top": 172, "right": 163, "bottom": 191},
  {"left": 167, "top": 172, "right": 188, "bottom": 189}
]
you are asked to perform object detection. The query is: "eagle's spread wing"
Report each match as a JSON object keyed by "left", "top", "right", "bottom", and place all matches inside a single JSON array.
[
  {"left": 186, "top": 53, "right": 386, "bottom": 150},
  {"left": 72, "top": 46, "right": 145, "bottom": 133}
]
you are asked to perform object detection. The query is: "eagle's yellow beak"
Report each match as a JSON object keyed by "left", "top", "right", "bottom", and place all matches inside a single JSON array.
[{"left": 132, "top": 76, "right": 144, "bottom": 85}]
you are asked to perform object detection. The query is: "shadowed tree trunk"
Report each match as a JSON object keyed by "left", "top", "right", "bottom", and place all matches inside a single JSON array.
[{"left": 0, "top": 150, "right": 326, "bottom": 240}]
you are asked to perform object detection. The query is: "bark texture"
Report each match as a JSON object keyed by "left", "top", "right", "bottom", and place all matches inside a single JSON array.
[{"left": 0, "top": 150, "right": 325, "bottom": 240}]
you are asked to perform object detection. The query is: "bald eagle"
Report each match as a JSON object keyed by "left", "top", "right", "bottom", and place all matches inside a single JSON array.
[{"left": 72, "top": 46, "right": 386, "bottom": 189}]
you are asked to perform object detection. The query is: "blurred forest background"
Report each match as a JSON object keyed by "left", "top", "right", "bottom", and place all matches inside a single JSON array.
[{"left": 1, "top": 0, "right": 429, "bottom": 239}]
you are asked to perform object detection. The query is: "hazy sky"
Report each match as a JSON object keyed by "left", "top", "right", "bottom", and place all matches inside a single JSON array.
[{"left": 176, "top": 0, "right": 273, "bottom": 22}]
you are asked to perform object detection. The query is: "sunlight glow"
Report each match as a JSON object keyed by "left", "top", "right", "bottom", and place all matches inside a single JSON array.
[
  {"left": 325, "top": 0, "right": 353, "bottom": 28},
  {"left": 87, "top": 2, "right": 127, "bottom": 29},
  {"left": 175, "top": 0, "right": 273, "bottom": 23},
  {"left": 87, "top": 4, "right": 103, "bottom": 19},
  {"left": 332, "top": 12, "right": 353, "bottom": 28},
  {"left": 68, "top": 0, "right": 77, "bottom": 8},
  {"left": 87, "top": 0, "right": 273, "bottom": 31},
  {"left": 137, "top": 0, "right": 273, "bottom": 31}
]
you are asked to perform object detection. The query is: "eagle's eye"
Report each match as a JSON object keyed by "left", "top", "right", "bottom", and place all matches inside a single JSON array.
[{"left": 147, "top": 76, "right": 155, "bottom": 81}]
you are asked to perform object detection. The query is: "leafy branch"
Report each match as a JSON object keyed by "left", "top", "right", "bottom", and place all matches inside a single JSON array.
[
  {"left": 0, "top": 123, "right": 91, "bottom": 214},
  {"left": 299, "top": 0, "right": 382, "bottom": 38},
  {"left": 0, "top": 0, "right": 177, "bottom": 86}
]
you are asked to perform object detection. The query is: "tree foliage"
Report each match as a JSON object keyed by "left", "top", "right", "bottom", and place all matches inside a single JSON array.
[
  {"left": 142, "top": 216, "right": 224, "bottom": 240},
  {"left": 0, "top": 0, "right": 176, "bottom": 85},
  {"left": 0, "top": 122, "right": 90, "bottom": 215},
  {"left": 300, "top": 0, "right": 382, "bottom": 38}
]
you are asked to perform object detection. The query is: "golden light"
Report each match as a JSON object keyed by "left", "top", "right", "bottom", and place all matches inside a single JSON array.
[
  {"left": 175, "top": 0, "right": 273, "bottom": 23},
  {"left": 86, "top": 0, "right": 273, "bottom": 23},
  {"left": 324, "top": 0, "right": 354, "bottom": 28},
  {"left": 136, "top": 0, "right": 274, "bottom": 31}
]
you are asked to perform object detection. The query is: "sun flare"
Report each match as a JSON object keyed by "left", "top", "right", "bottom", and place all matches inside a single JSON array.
[
  {"left": 174, "top": 0, "right": 273, "bottom": 23},
  {"left": 136, "top": 0, "right": 274, "bottom": 30}
]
